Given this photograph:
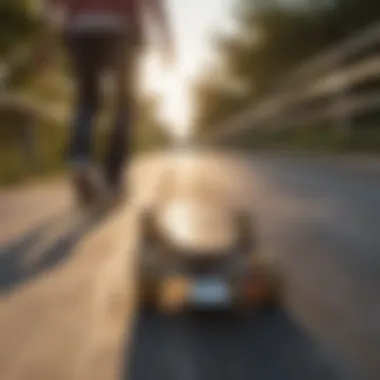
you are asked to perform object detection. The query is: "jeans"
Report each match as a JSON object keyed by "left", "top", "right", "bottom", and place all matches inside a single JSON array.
[{"left": 66, "top": 30, "right": 137, "bottom": 186}]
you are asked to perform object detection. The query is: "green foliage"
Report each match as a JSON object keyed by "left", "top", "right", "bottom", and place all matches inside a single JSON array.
[
  {"left": 0, "top": 0, "right": 169, "bottom": 186},
  {"left": 0, "top": 0, "right": 38, "bottom": 56},
  {"left": 227, "top": 123, "right": 380, "bottom": 154},
  {"left": 193, "top": 0, "right": 380, "bottom": 142},
  {"left": 192, "top": 80, "right": 249, "bottom": 134},
  {"left": 0, "top": 116, "right": 66, "bottom": 186},
  {"left": 0, "top": 99, "right": 169, "bottom": 186}
]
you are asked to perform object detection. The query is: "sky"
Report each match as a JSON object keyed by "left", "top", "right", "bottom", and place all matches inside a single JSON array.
[
  {"left": 167, "top": 0, "right": 233, "bottom": 79},
  {"left": 143, "top": 0, "right": 234, "bottom": 137}
]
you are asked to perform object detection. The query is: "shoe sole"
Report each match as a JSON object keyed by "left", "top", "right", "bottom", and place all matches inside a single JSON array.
[{"left": 72, "top": 171, "right": 99, "bottom": 207}]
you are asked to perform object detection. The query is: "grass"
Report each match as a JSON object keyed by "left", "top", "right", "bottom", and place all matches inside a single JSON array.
[
  {"left": 0, "top": 119, "right": 170, "bottom": 188},
  {"left": 227, "top": 123, "right": 380, "bottom": 154},
  {"left": 6, "top": 118, "right": 380, "bottom": 187}
]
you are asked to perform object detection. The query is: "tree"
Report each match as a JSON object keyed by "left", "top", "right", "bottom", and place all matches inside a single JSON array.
[
  {"left": 0, "top": 0, "right": 43, "bottom": 88},
  {"left": 192, "top": 0, "right": 380, "bottom": 136},
  {"left": 0, "top": 0, "right": 37, "bottom": 56},
  {"left": 0, "top": 1, "right": 169, "bottom": 184}
]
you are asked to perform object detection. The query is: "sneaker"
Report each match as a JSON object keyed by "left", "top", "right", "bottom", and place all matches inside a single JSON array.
[
  {"left": 107, "top": 182, "right": 127, "bottom": 207},
  {"left": 69, "top": 160, "right": 104, "bottom": 207}
]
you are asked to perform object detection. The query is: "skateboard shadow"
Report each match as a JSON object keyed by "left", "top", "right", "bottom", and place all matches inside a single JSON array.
[
  {"left": 0, "top": 209, "right": 107, "bottom": 294},
  {"left": 123, "top": 308, "right": 351, "bottom": 380}
]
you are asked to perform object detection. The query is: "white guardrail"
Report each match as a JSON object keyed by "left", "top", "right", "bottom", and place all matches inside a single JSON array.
[{"left": 207, "top": 21, "right": 380, "bottom": 142}]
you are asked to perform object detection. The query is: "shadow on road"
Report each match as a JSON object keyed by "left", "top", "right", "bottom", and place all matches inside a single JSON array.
[
  {"left": 0, "top": 208, "right": 109, "bottom": 294},
  {"left": 124, "top": 308, "right": 349, "bottom": 380}
]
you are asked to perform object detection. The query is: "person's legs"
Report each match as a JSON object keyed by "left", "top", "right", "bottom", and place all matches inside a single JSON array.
[
  {"left": 105, "top": 36, "right": 137, "bottom": 191},
  {"left": 66, "top": 33, "right": 103, "bottom": 205},
  {"left": 67, "top": 33, "right": 101, "bottom": 163}
]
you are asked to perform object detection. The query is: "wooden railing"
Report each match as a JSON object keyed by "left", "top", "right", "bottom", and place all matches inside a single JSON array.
[{"left": 205, "top": 21, "right": 380, "bottom": 143}]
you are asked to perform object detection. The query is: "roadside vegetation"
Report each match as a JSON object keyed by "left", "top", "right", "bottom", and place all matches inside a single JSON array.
[{"left": 192, "top": 0, "right": 380, "bottom": 153}]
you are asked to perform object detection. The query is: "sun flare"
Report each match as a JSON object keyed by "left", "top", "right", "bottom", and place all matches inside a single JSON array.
[{"left": 142, "top": 53, "right": 193, "bottom": 139}]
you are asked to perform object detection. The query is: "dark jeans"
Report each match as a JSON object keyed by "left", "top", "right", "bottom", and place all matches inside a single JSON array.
[{"left": 66, "top": 30, "right": 137, "bottom": 186}]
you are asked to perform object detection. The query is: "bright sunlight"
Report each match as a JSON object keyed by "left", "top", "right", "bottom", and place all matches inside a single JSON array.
[{"left": 142, "top": 53, "right": 193, "bottom": 140}]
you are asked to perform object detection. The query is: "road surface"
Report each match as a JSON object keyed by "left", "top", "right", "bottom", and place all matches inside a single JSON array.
[{"left": 0, "top": 151, "right": 380, "bottom": 380}]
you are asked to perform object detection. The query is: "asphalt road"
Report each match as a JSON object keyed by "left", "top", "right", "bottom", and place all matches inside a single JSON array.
[{"left": 1, "top": 151, "right": 380, "bottom": 380}]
